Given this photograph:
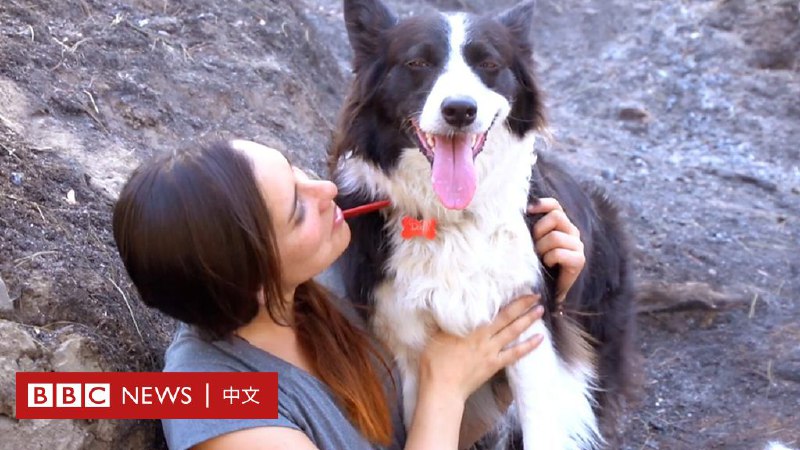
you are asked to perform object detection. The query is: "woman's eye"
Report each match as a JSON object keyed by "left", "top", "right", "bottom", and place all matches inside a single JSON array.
[
  {"left": 294, "top": 197, "right": 306, "bottom": 225},
  {"left": 406, "top": 58, "right": 432, "bottom": 69}
]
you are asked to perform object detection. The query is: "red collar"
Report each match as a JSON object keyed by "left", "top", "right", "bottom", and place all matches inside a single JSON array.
[{"left": 341, "top": 200, "right": 392, "bottom": 219}]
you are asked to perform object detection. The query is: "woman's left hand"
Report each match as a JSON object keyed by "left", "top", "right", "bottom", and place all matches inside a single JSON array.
[{"left": 528, "top": 198, "right": 586, "bottom": 304}]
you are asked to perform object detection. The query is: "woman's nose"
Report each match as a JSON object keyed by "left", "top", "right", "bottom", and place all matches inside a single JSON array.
[{"left": 306, "top": 179, "right": 338, "bottom": 207}]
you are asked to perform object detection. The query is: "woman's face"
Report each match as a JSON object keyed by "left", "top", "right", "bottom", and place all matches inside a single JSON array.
[{"left": 231, "top": 140, "right": 351, "bottom": 290}]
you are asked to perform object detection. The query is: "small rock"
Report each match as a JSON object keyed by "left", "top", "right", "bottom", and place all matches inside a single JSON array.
[
  {"left": 0, "top": 320, "right": 43, "bottom": 417},
  {"left": 0, "top": 276, "right": 10, "bottom": 312},
  {"left": 88, "top": 418, "right": 118, "bottom": 443},
  {"left": 750, "top": 48, "right": 795, "bottom": 71},
  {"left": 601, "top": 168, "right": 616, "bottom": 180},
  {"left": 0, "top": 320, "right": 39, "bottom": 356},
  {"left": 0, "top": 360, "right": 18, "bottom": 417},
  {"left": 149, "top": 16, "right": 181, "bottom": 33},
  {"left": 3, "top": 418, "right": 92, "bottom": 449},
  {"left": 10, "top": 172, "right": 23, "bottom": 185},
  {"left": 65, "top": 189, "right": 77, "bottom": 205},
  {"left": 636, "top": 281, "right": 746, "bottom": 314},
  {"left": 52, "top": 335, "right": 103, "bottom": 372},
  {"left": 618, "top": 107, "right": 651, "bottom": 122},
  {"left": 774, "top": 362, "right": 800, "bottom": 384}
]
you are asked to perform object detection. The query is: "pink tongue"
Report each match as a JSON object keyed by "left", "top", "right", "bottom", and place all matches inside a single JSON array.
[{"left": 431, "top": 134, "right": 476, "bottom": 210}]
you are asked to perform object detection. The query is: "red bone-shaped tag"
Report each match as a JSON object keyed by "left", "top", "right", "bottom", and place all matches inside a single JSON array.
[{"left": 401, "top": 217, "right": 437, "bottom": 240}]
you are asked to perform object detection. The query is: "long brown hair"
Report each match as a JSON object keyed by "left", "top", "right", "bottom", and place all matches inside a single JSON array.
[{"left": 113, "top": 141, "right": 393, "bottom": 444}]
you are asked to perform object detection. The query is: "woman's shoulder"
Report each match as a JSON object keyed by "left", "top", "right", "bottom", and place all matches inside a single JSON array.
[
  {"left": 163, "top": 324, "right": 324, "bottom": 389},
  {"left": 164, "top": 323, "right": 277, "bottom": 373},
  {"left": 161, "top": 326, "right": 389, "bottom": 450},
  {"left": 162, "top": 327, "right": 299, "bottom": 440},
  {"left": 163, "top": 324, "right": 223, "bottom": 372}
]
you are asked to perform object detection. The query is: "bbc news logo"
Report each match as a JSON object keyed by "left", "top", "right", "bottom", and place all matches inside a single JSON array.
[
  {"left": 16, "top": 372, "right": 278, "bottom": 419},
  {"left": 28, "top": 383, "right": 110, "bottom": 408}
]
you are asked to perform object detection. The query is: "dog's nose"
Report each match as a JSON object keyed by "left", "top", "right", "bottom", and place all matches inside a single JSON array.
[{"left": 441, "top": 96, "right": 477, "bottom": 127}]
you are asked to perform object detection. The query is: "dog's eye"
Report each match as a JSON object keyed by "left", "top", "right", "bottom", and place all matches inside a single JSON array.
[
  {"left": 406, "top": 58, "right": 432, "bottom": 69},
  {"left": 478, "top": 60, "right": 500, "bottom": 71}
]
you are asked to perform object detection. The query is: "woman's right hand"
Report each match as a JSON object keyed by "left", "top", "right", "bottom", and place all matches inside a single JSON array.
[
  {"left": 403, "top": 295, "right": 544, "bottom": 450},
  {"left": 417, "top": 295, "right": 545, "bottom": 403}
]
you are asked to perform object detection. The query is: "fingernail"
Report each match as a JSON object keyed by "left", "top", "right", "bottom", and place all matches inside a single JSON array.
[{"left": 533, "top": 305, "right": 544, "bottom": 315}]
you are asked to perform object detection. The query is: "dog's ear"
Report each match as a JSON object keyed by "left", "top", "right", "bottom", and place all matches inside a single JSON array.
[
  {"left": 344, "top": 0, "right": 397, "bottom": 69},
  {"left": 497, "top": 0, "right": 535, "bottom": 46},
  {"left": 500, "top": 1, "right": 545, "bottom": 136}
]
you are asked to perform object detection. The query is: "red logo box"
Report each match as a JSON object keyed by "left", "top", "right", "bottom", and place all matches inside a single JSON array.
[{"left": 16, "top": 372, "right": 278, "bottom": 419}]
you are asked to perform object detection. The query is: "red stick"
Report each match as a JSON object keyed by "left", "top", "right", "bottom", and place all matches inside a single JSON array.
[{"left": 342, "top": 200, "right": 392, "bottom": 219}]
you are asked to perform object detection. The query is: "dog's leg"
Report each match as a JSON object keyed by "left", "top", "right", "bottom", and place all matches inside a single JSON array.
[
  {"left": 373, "top": 295, "right": 430, "bottom": 429},
  {"left": 506, "top": 319, "right": 600, "bottom": 450},
  {"left": 395, "top": 355, "right": 419, "bottom": 429}
]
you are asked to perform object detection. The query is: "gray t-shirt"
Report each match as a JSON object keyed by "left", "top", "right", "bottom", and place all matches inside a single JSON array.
[{"left": 162, "top": 323, "right": 406, "bottom": 450}]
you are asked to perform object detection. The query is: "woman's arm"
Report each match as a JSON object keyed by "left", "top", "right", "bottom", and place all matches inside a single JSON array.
[{"left": 193, "top": 427, "right": 318, "bottom": 450}]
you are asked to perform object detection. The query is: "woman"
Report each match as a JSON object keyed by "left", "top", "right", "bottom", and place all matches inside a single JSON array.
[{"left": 112, "top": 139, "right": 585, "bottom": 450}]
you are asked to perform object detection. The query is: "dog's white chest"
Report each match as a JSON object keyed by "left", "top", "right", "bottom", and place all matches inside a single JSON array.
[{"left": 377, "top": 209, "right": 542, "bottom": 340}]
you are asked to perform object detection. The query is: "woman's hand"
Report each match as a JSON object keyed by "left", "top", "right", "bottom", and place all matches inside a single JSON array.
[
  {"left": 404, "top": 295, "right": 544, "bottom": 450},
  {"left": 528, "top": 198, "right": 586, "bottom": 303},
  {"left": 417, "top": 295, "right": 544, "bottom": 403}
]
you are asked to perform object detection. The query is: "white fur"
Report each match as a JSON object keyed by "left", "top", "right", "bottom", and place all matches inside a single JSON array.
[
  {"left": 418, "top": 14, "right": 510, "bottom": 135},
  {"left": 336, "top": 13, "right": 599, "bottom": 450}
]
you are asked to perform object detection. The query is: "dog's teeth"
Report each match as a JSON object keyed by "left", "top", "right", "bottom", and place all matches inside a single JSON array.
[
  {"left": 426, "top": 133, "right": 435, "bottom": 149},
  {"left": 471, "top": 135, "right": 478, "bottom": 147}
]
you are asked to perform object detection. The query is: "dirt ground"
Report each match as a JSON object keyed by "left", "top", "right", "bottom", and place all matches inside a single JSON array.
[{"left": 0, "top": 0, "right": 798, "bottom": 449}]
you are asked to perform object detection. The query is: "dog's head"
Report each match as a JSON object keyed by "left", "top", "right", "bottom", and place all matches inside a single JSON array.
[{"left": 333, "top": 0, "right": 545, "bottom": 210}]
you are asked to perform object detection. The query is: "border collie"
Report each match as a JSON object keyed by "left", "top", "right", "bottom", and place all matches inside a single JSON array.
[{"left": 329, "top": 1, "right": 636, "bottom": 448}]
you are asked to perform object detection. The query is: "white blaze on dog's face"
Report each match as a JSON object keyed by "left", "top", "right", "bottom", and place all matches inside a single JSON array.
[
  {"left": 340, "top": 0, "right": 543, "bottom": 210},
  {"left": 415, "top": 13, "right": 513, "bottom": 210}
]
